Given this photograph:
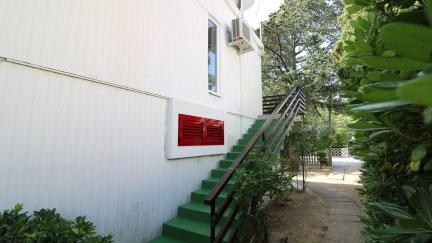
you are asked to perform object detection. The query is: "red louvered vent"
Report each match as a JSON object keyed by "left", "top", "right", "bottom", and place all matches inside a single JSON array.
[
  {"left": 178, "top": 114, "right": 205, "bottom": 146},
  {"left": 178, "top": 114, "right": 224, "bottom": 146},
  {"left": 206, "top": 120, "right": 224, "bottom": 145}
]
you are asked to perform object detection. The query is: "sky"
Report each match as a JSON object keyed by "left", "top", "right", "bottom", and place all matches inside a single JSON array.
[{"left": 244, "top": 0, "right": 284, "bottom": 28}]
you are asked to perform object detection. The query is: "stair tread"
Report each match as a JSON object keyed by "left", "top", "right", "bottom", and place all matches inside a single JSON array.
[
  {"left": 192, "top": 188, "right": 230, "bottom": 197},
  {"left": 165, "top": 217, "right": 233, "bottom": 240},
  {"left": 165, "top": 217, "right": 211, "bottom": 236},
  {"left": 149, "top": 236, "right": 188, "bottom": 243},
  {"left": 180, "top": 201, "right": 234, "bottom": 215},
  {"left": 204, "top": 177, "right": 235, "bottom": 184}
]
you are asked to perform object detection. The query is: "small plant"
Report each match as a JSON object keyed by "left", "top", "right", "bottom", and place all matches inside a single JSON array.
[
  {"left": 234, "top": 154, "right": 293, "bottom": 242},
  {"left": 0, "top": 204, "right": 113, "bottom": 243},
  {"left": 317, "top": 150, "right": 328, "bottom": 166}
]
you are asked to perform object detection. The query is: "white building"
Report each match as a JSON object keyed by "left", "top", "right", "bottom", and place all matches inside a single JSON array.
[{"left": 0, "top": 0, "right": 263, "bottom": 242}]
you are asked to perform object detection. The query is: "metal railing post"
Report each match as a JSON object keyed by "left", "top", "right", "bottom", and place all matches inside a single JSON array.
[{"left": 210, "top": 201, "right": 215, "bottom": 242}]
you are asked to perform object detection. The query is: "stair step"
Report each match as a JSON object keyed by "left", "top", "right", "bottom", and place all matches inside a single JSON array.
[
  {"left": 211, "top": 168, "right": 227, "bottom": 178},
  {"left": 163, "top": 217, "right": 232, "bottom": 243},
  {"left": 226, "top": 152, "right": 241, "bottom": 160},
  {"left": 232, "top": 145, "right": 245, "bottom": 152},
  {"left": 247, "top": 127, "right": 259, "bottom": 133},
  {"left": 191, "top": 188, "right": 229, "bottom": 205},
  {"left": 242, "top": 132, "right": 255, "bottom": 140},
  {"left": 149, "top": 235, "right": 188, "bottom": 243},
  {"left": 238, "top": 137, "right": 263, "bottom": 146},
  {"left": 251, "top": 120, "right": 265, "bottom": 129},
  {"left": 219, "top": 159, "right": 234, "bottom": 168},
  {"left": 178, "top": 202, "right": 234, "bottom": 222},
  {"left": 202, "top": 177, "right": 236, "bottom": 190}
]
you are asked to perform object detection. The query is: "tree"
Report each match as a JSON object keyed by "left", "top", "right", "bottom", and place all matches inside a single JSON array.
[
  {"left": 262, "top": 0, "right": 344, "bottom": 165},
  {"left": 262, "top": 0, "right": 342, "bottom": 97}
]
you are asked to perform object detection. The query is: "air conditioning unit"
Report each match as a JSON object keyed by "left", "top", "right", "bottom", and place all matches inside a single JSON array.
[{"left": 229, "top": 18, "right": 254, "bottom": 54}]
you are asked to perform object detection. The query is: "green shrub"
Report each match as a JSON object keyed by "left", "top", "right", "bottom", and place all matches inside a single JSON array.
[
  {"left": 317, "top": 150, "right": 329, "bottom": 166},
  {"left": 0, "top": 204, "right": 113, "bottom": 243},
  {"left": 335, "top": 0, "right": 432, "bottom": 241},
  {"left": 234, "top": 154, "right": 293, "bottom": 242}
]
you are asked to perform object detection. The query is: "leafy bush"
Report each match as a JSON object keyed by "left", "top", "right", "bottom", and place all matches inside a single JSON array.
[
  {"left": 335, "top": 0, "right": 432, "bottom": 241},
  {"left": 317, "top": 150, "right": 329, "bottom": 166},
  {"left": 289, "top": 110, "right": 330, "bottom": 154},
  {"left": 234, "top": 154, "right": 293, "bottom": 242},
  {"left": 0, "top": 204, "right": 113, "bottom": 243}
]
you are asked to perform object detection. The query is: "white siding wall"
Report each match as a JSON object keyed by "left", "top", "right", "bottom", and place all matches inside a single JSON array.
[{"left": 0, "top": 0, "right": 263, "bottom": 242}]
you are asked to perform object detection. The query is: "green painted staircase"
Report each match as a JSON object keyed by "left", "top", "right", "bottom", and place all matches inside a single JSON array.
[{"left": 149, "top": 119, "right": 269, "bottom": 243}]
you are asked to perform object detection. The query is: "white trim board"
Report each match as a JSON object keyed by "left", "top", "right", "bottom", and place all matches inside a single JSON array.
[{"left": 165, "top": 98, "right": 227, "bottom": 159}]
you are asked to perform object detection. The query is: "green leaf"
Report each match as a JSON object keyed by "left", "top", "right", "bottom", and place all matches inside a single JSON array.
[
  {"left": 424, "top": 160, "right": 432, "bottom": 171},
  {"left": 348, "top": 121, "right": 388, "bottom": 130},
  {"left": 424, "top": 105, "right": 432, "bottom": 124},
  {"left": 367, "top": 71, "right": 381, "bottom": 81},
  {"left": 354, "top": 0, "right": 371, "bottom": 6},
  {"left": 380, "top": 23, "right": 432, "bottom": 62},
  {"left": 346, "top": 4, "right": 365, "bottom": 14},
  {"left": 410, "top": 160, "right": 422, "bottom": 172},
  {"left": 426, "top": 0, "right": 432, "bottom": 24},
  {"left": 351, "top": 100, "right": 409, "bottom": 111},
  {"left": 354, "top": 41, "right": 372, "bottom": 55},
  {"left": 369, "top": 130, "right": 392, "bottom": 139},
  {"left": 360, "top": 82, "right": 399, "bottom": 102},
  {"left": 380, "top": 72, "right": 402, "bottom": 82},
  {"left": 403, "top": 185, "right": 417, "bottom": 199},
  {"left": 343, "top": 0, "right": 356, "bottom": 4},
  {"left": 371, "top": 227, "right": 431, "bottom": 240},
  {"left": 359, "top": 57, "right": 432, "bottom": 71},
  {"left": 373, "top": 202, "right": 414, "bottom": 220},
  {"left": 397, "top": 75, "right": 432, "bottom": 105},
  {"left": 418, "top": 188, "right": 432, "bottom": 225},
  {"left": 382, "top": 50, "right": 396, "bottom": 57},
  {"left": 411, "top": 145, "right": 427, "bottom": 161},
  {"left": 392, "top": 10, "right": 430, "bottom": 25}
]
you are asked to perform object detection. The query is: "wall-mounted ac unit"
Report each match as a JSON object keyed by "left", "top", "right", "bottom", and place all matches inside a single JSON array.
[{"left": 229, "top": 18, "right": 254, "bottom": 54}]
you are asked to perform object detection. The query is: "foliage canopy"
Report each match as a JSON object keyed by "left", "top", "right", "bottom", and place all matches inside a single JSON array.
[{"left": 336, "top": 0, "right": 432, "bottom": 241}]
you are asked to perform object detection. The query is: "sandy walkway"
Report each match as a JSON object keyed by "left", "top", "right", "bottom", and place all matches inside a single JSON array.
[{"left": 268, "top": 157, "right": 365, "bottom": 243}]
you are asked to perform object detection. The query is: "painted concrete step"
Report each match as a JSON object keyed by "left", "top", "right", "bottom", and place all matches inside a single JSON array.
[
  {"left": 149, "top": 235, "right": 188, "bottom": 243},
  {"left": 251, "top": 120, "right": 265, "bottom": 129},
  {"left": 191, "top": 188, "right": 229, "bottom": 205},
  {"left": 163, "top": 217, "right": 232, "bottom": 243},
  {"left": 178, "top": 202, "right": 234, "bottom": 222},
  {"left": 219, "top": 159, "right": 234, "bottom": 168},
  {"left": 211, "top": 168, "right": 228, "bottom": 178},
  {"left": 226, "top": 152, "right": 241, "bottom": 160},
  {"left": 242, "top": 132, "right": 255, "bottom": 140},
  {"left": 231, "top": 145, "right": 246, "bottom": 152},
  {"left": 247, "top": 127, "right": 259, "bottom": 134},
  {"left": 238, "top": 137, "right": 264, "bottom": 146},
  {"left": 202, "top": 177, "right": 236, "bottom": 190}
]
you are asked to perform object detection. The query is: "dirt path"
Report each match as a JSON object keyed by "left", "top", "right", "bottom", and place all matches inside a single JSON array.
[
  {"left": 268, "top": 158, "right": 365, "bottom": 243},
  {"left": 267, "top": 191, "right": 330, "bottom": 243}
]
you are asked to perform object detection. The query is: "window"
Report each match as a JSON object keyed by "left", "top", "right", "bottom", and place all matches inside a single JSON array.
[{"left": 208, "top": 20, "right": 218, "bottom": 93}]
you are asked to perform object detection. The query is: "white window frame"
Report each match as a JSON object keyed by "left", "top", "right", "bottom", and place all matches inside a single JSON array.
[{"left": 208, "top": 16, "right": 221, "bottom": 97}]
